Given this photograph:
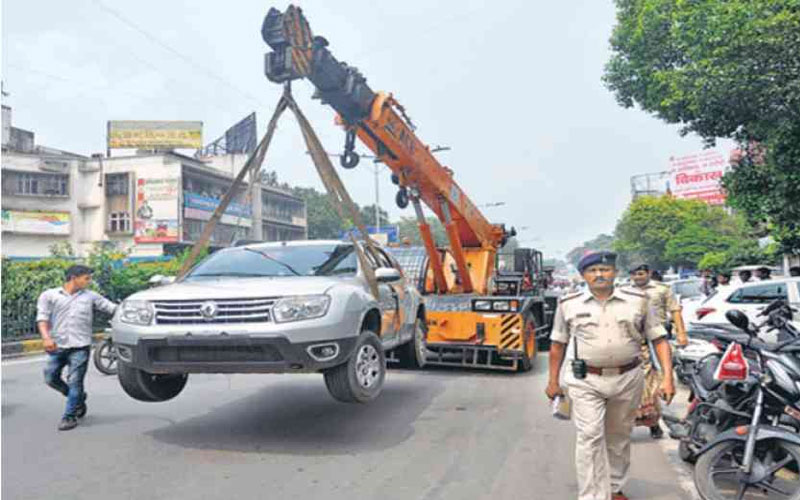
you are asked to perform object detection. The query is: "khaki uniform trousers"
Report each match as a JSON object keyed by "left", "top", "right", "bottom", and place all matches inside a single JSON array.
[{"left": 565, "top": 366, "right": 645, "bottom": 500}]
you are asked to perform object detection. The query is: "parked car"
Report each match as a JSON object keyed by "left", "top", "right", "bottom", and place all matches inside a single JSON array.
[
  {"left": 111, "top": 240, "right": 427, "bottom": 404},
  {"left": 668, "top": 278, "right": 705, "bottom": 326},
  {"left": 689, "top": 277, "right": 800, "bottom": 342}
]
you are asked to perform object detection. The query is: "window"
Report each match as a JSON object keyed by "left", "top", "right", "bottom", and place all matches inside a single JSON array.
[
  {"left": 108, "top": 212, "right": 132, "bottom": 233},
  {"left": 184, "top": 244, "right": 357, "bottom": 279},
  {"left": 727, "top": 283, "right": 788, "bottom": 304},
  {"left": 105, "top": 173, "right": 129, "bottom": 196},
  {"left": 3, "top": 171, "right": 68, "bottom": 197}
]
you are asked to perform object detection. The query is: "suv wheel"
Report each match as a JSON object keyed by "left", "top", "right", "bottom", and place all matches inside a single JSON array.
[
  {"left": 397, "top": 316, "right": 427, "bottom": 369},
  {"left": 118, "top": 362, "right": 188, "bottom": 402},
  {"left": 324, "top": 330, "right": 385, "bottom": 403}
]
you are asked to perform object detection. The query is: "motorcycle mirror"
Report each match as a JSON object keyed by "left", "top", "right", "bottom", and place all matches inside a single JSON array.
[{"left": 726, "top": 310, "right": 750, "bottom": 332}]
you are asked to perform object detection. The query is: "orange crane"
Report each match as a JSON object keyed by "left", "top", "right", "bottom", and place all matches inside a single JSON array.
[{"left": 261, "top": 6, "right": 548, "bottom": 370}]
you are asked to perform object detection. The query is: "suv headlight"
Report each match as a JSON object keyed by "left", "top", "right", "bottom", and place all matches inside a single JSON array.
[
  {"left": 272, "top": 295, "right": 331, "bottom": 323},
  {"left": 120, "top": 300, "right": 155, "bottom": 325}
]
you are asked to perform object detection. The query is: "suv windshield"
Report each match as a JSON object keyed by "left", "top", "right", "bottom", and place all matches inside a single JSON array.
[{"left": 185, "top": 244, "right": 358, "bottom": 279}]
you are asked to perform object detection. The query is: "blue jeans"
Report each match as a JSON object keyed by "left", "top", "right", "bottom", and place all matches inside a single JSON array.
[{"left": 43, "top": 346, "right": 90, "bottom": 419}]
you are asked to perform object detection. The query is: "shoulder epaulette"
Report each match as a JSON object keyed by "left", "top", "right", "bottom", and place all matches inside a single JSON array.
[
  {"left": 559, "top": 291, "right": 583, "bottom": 303},
  {"left": 619, "top": 287, "right": 646, "bottom": 298}
]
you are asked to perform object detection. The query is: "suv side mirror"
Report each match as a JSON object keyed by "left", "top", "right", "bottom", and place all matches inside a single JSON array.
[
  {"left": 726, "top": 309, "right": 750, "bottom": 332},
  {"left": 375, "top": 267, "right": 402, "bottom": 283},
  {"left": 149, "top": 275, "right": 176, "bottom": 287}
]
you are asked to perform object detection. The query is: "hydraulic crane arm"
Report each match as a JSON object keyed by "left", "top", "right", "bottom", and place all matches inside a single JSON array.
[{"left": 261, "top": 6, "right": 510, "bottom": 293}]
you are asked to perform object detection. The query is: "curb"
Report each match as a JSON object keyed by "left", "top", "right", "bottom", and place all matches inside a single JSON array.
[{"left": 2, "top": 332, "right": 107, "bottom": 360}]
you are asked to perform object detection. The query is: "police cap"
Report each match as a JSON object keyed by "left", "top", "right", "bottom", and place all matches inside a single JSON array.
[{"left": 578, "top": 251, "right": 617, "bottom": 274}]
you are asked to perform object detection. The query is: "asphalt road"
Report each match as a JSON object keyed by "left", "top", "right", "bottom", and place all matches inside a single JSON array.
[{"left": 2, "top": 353, "right": 693, "bottom": 500}]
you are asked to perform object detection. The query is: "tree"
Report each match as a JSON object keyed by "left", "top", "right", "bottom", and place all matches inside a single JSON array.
[
  {"left": 359, "top": 204, "right": 390, "bottom": 228},
  {"left": 291, "top": 187, "right": 354, "bottom": 239},
  {"left": 566, "top": 234, "right": 615, "bottom": 268},
  {"left": 396, "top": 216, "right": 447, "bottom": 246},
  {"left": 604, "top": 0, "right": 800, "bottom": 251},
  {"left": 614, "top": 196, "right": 755, "bottom": 270}
]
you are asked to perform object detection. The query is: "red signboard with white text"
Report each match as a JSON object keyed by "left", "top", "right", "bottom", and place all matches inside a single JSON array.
[{"left": 669, "top": 150, "right": 727, "bottom": 205}]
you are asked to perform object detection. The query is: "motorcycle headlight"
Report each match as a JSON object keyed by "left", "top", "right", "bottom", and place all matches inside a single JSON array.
[
  {"left": 120, "top": 300, "right": 155, "bottom": 326},
  {"left": 272, "top": 295, "right": 331, "bottom": 323}
]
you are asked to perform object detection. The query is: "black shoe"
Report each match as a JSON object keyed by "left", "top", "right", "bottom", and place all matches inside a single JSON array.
[
  {"left": 75, "top": 394, "right": 88, "bottom": 419},
  {"left": 58, "top": 417, "right": 78, "bottom": 431},
  {"left": 650, "top": 424, "right": 664, "bottom": 439}
]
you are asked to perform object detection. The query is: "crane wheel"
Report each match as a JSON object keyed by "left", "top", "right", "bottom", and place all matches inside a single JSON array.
[
  {"left": 341, "top": 151, "right": 360, "bottom": 169},
  {"left": 396, "top": 188, "right": 409, "bottom": 209}
]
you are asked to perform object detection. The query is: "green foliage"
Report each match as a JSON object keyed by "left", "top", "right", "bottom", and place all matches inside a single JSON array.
[
  {"left": 614, "top": 195, "right": 757, "bottom": 270},
  {"left": 723, "top": 135, "right": 800, "bottom": 252},
  {"left": 48, "top": 241, "right": 75, "bottom": 258},
  {"left": 292, "top": 186, "right": 354, "bottom": 239},
  {"left": 359, "top": 204, "right": 390, "bottom": 228},
  {"left": 396, "top": 216, "right": 447, "bottom": 246},
  {"left": 604, "top": 0, "right": 800, "bottom": 251},
  {"left": 1, "top": 258, "right": 73, "bottom": 307}
]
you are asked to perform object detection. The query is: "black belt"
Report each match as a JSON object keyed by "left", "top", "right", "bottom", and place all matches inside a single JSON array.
[{"left": 585, "top": 358, "right": 640, "bottom": 376}]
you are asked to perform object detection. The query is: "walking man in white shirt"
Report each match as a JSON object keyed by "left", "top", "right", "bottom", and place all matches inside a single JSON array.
[{"left": 37, "top": 265, "right": 118, "bottom": 431}]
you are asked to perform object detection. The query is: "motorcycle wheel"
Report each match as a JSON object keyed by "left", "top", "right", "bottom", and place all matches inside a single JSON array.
[
  {"left": 93, "top": 339, "right": 118, "bottom": 376},
  {"left": 695, "top": 439, "right": 800, "bottom": 500}
]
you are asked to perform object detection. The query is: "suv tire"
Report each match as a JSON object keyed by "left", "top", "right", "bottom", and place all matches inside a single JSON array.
[
  {"left": 397, "top": 316, "right": 427, "bottom": 369},
  {"left": 324, "top": 330, "right": 385, "bottom": 403},
  {"left": 118, "top": 362, "right": 188, "bottom": 402}
]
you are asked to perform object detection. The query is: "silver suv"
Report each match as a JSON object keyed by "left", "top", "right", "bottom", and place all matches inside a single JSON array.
[{"left": 111, "top": 240, "right": 426, "bottom": 403}]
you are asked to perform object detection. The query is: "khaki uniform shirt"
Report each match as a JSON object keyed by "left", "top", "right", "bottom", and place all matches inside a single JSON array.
[
  {"left": 634, "top": 281, "right": 680, "bottom": 325},
  {"left": 551, "top": 287, "right": 666, "bottom": 368}
]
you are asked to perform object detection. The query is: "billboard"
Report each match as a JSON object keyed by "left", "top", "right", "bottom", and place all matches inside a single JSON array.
[
  {"left": 1, "top": 210, "right": 70, "bottom": 235},
  {"left": 183, "top": 192, "right": 253, "bottom": 228},
  {"left": 199, "top": 112, "right": 257, "bottom": 156},
  {"left": 225, "top": 113, "right": 257, "bottom": 154},
  {"left": 669, "top": 150, "right": 727, "bottom": 205},
  {"left": 134, "top": 176, "right": 180, "bottom": 243},
  {"left": 108, "top": 121, "right": 203, "bottom": 149}
]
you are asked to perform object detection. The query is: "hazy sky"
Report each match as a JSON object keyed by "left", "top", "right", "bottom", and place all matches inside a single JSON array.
[{"left": 1, "top": 0, "right": 730, "bottom": 259}]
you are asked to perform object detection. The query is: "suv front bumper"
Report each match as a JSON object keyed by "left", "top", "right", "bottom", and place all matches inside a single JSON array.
[{"left": 115, "top": 335, "right": 358, "bottom": 374}]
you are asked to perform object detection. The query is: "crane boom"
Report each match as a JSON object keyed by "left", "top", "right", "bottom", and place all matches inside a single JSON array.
[{"left": 261, "top": 6, "right": 510, "bottom": 294}]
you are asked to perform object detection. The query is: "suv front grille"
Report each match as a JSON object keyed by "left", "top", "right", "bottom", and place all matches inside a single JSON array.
[
  {"left": 149, "top": 345, "right": 283, "bottom": 363},
  {"left": 153, "top": 298, "right": 276, "bottom": 325}
]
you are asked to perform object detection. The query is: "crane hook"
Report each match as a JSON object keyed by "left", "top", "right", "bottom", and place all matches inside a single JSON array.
[
  {"left": 340, "top": 129, "right": 359, "bottom": 169},
  {"left": 396, "top": 187, "right": 409, "bottom": 209}
]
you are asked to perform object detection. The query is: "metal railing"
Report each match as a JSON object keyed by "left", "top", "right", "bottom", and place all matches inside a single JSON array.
[{"left": 1, "top": 300, "right": 111, "bottom": 341}]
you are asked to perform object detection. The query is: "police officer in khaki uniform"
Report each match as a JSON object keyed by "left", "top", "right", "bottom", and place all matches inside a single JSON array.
[
  {"left": 546, "top": 252, "right": 675, "bottom": 500},
  {"left": 628, "top": 263, "right": 687, "bottom": 439}
]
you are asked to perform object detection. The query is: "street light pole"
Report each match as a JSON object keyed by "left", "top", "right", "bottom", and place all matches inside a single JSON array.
[{"left": 375, "top": 163, "right": 380, "bottom": 230}]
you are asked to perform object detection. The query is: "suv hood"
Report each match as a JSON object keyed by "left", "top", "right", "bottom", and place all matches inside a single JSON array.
[{"left": 128, "top": 276, "right": 358, "bottom": 302}]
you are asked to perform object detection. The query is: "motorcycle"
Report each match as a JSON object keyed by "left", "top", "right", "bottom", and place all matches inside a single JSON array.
[
  {"left": 92, "top": 329, "right": 118, "bottom": 376},
  {"left": 692, "top": 306, "right": 800, "bottom": 499},
  {"left": 674, "top": 336, "right": 720, "bottom": 386},
  {"left": 666, "top": 300, "right": 798, "bottom": 465}
]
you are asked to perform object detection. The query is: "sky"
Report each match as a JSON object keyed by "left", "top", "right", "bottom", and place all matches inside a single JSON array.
[{"left": 1, "top": 0, "right": 731, "bottom": 259}]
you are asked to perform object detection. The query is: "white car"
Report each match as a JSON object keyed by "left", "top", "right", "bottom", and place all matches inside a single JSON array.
[
  {"left": 668, "top": 278, "right": 705, "bottom": 325},
  {"left": 690, "top": 277, "right": 800, "bottom": 341}
]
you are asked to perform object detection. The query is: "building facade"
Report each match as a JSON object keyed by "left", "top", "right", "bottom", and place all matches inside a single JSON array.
[{"left": 1, "top": 112, "right": 306, "bottom": 258}]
